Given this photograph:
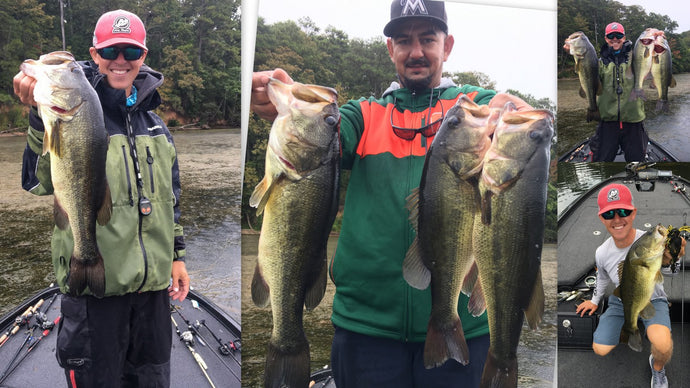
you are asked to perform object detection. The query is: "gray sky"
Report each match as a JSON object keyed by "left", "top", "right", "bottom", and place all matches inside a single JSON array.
[
  {"left": 250, "top": 0, "right": 557, "bottom": 102},
  {"left": 613, "top": 0, "right": 690, "bottom": 33}
]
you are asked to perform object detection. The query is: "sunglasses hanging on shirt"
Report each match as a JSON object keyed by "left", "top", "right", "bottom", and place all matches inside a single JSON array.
[{"left": 391, "top": 91, "right": 444, "bottom": 140}]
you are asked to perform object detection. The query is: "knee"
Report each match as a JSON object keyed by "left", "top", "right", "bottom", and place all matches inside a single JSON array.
[{"left": 592, "top": 343, "right": 613, "bottom": 356}]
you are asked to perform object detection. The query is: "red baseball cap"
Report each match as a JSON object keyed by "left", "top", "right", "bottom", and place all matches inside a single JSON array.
[
  {"left": 597, "top": 183, "right": 635, "bottom": 215},
  {"left": 605, "top": 22, "right": 625, "bottom": 36},
  {"left": 93, "top": 10, "right": 147, "bottom": 50}
]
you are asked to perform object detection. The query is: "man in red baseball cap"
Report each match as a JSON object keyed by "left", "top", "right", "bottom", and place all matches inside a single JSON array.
[
  {"left": 577, "top": 183, "right": 676, "bottom": 388},
  {"left": 13, "top": 9, "right": 189, "bottom": 388}
]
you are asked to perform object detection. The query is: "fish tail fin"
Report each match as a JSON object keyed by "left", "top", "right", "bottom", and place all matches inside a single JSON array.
[
  {"left": 68, "top": 250, "right": 106, "bottom": 298},
  {"left": 86, "top": 251, "right": 106, "bottom": 298},
  {"left": 264, "top": 337, "right": 310, "bottom": 388},
  {"left": 655, "top": 100, "right": 669, "bottom": 113},
  {"left": 629, "top": 88, "right": 646, "bottom": 101},
  {"left": 480, "top": 351, "right": 517, "bottom": 388},
  {"left": 586, "top": 108, "right": 600, "bottom": 123},
  {"left": 424, "top": 316, "right": 469, "bottom": 368}
]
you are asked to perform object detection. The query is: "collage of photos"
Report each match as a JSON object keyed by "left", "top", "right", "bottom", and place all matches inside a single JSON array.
[{"left": 0, "top": 0, "right": 687, "bottom": 387}]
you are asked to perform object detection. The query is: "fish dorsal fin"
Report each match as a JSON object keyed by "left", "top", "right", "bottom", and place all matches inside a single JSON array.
[
  {"left": 524, "top": 267, "right": 544, "bottom": 329},
  {"left": 402, "top": 237, "right": 431, "bottom": 290}
]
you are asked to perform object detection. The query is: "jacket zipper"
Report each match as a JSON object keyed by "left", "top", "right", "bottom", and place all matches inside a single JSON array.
[
  {"left": 121, "top": 145, "right": 134, "bottom": 206},
  {"left": 146, "top": 146, "right": 155, "bottom": 193},
  {"left": 125, "top": 111, "right": 149, "bottom": 291}
]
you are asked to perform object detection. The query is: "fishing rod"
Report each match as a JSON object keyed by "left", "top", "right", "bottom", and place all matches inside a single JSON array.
[
  {"left": 171, "top": 315, "right": 216, "bottom": 388},
  {"left": 196, "top": 319, "right": 234, "bottom": 356},
  {"left": 0, "top": 316, "right": 60, "bottom": 385},
  {"left": 0, "top": 298, "right": 44, "bottom": 348},
  {"left": 171, "top": 305, "right": 240, "bottom": 380}
]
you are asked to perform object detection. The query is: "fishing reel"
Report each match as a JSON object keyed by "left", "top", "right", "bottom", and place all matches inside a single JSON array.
[
  {"left": 180, "top": 330, "right": 195, "bottom": 346},
  {"left": 665, "top": 225, "right": 690, "bottom": 273}
]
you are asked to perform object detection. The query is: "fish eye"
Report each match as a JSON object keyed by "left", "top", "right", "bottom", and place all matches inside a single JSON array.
[
  {"left": 529, "top": 130, "right": 541, "bottom": 140},
  {"left": 446, "top": 115, "right": 460, "bottom": 128},
  {"left": 325, "top": 115, "right": 338, "bottom": 126}
]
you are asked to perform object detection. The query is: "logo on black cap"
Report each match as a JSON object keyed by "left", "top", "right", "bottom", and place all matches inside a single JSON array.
[{"left": 401, "top": 0, "right": 429, "bottom": 16}]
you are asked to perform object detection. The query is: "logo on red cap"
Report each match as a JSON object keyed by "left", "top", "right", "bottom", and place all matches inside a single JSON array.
[
  {"left": 607, "top": 188, "right": 620, "bottom": 202},
  {"left": 112, "top": 16, "right": 132, "bottom": 34}
]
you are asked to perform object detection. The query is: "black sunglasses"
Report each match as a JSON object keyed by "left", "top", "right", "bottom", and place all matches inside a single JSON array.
[
  {"left": 391, "top": 94, "right": 444, "bottom": 140},
  {"left": 606, "top": 32, "right": 625, "bottom": 40},
  {"left": 97, "top": 46, "right": 145, "bottom": 61},
  {"left": 601, "top": 208, "right": 633, "bottom": 220}
]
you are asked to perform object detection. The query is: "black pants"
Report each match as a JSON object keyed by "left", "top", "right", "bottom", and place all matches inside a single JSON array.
[
  {"left": 330, "top": 325, "right": 490, "bottom": 388},
  {"left": 56, "top": 289, "right": 172, "bottom": 388},
  {"left": 591, "top": 121, "right": 648, "bottom": 162}
]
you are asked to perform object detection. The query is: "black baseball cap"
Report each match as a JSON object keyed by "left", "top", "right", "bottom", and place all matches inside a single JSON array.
[{"left": 383, "top": 0, "right": 448, "bottom": 37}]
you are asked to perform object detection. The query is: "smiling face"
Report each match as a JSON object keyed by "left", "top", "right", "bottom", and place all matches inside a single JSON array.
[
  {"left": 605, "top": 34, "right": 626, "bottom": 51},
  {"left": 600, "top": 208, "right": 637, "bottom": 248},
  {"left": 386, "top": 20, "right": 454, "bottom": 91},
  {"left": 89, "top": 45, "right": 147, "bottom": 95}
]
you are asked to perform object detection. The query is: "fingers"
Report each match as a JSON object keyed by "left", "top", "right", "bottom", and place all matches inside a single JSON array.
[
  {"left": 169, "top": 261, "right": 190, "bottom": 301},
  {"left": 251, "top": 68, "right": 293, "bottom": 122},
  {"left": 13, "top": 71, "right": 37, "bottom": 106}
]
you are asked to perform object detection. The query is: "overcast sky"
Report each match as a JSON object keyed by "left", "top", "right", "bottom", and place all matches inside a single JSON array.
[
  {"left": 248, "top": 0, "right": 557, "bottom": 102},
  {"left": 612, "top": 0, "right": 690, "bottom": 33}
]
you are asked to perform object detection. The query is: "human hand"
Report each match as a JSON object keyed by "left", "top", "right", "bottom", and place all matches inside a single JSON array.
[
  {"left": 169, "top": 261, "right": 190, "bottom": 301},
  {"left": 489, "top": 93, "right": 533, "bottom": 112},
  {"left": 662, "top": 233, "right": 687, "bottom": 266},
  {"left": 575, "top": 300, "right": 598, "bottom": 317},
  {"left": 13, "top": 71, "right": 37, "bottom": 106},
  {"left": 251, "top": 68, "right": 293, "bottom": 122}
]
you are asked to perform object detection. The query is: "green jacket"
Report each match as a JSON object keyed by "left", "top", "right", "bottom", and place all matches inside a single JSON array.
[
  {"left": 21, "top": 62, "right": 185, "bottom": 297},
  {"left": 330, "top": 79, "right": 495, "bottom": 342},
  {"left": 597, "top": 41, "right": 645, "bottom": 123}
]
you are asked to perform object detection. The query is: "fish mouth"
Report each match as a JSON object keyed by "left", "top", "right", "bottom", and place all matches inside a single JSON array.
[{"left": 653, "top": 45, "right": 666, "bottom": 54}]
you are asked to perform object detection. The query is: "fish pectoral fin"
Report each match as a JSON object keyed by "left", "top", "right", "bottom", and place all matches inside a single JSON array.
[
  {"left": 249, "top": 175, "right": 274, "bottom": 216},
  {"left": 524, "top": 267, "right": 544, "bottom": 329},
  {"left": 613, "top": 286, "right": 621, "bottom": 298},
  {"left": 41, "top": 121, "right": 62, "bottom": 157},
  {"left": 53, "top": 197, "right": 69, "bottom": 230},
  {"left": 96, "top": 182, "right": 113, "bottom": 226},
  {"left": 578, "top": 86, "right": 587, "bottom": 99},
  {"left": 616, "top": 261, "right": 625, "bottom": 280},
  {"left": 655, "top": 269, "right": 664, "bottom": 284},
  {"left": 670, "top": 76, "right": 677, "bottom": 88},
  {"left": 305, "top": 258, "right": 327, "bottom": 310},
  {"left": 402, "top": 237, "right": 431, "bottom": 290},
  {"left": 640, "top": 302, "right": 657, "bottom": 319},
  {"left": 250, "top": 263, "right": 270, "bottom": 308}
]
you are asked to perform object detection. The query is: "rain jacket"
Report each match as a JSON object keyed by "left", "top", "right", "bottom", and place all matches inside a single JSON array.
[
  {"left": 597, "top": 41, "right": 645, "bottom": 123},
  {"left": 330, "top": 79, "right": 495, "bottom": 342},
  {"left": 21, "top": 61, "right": 185, "bottom": 297}
]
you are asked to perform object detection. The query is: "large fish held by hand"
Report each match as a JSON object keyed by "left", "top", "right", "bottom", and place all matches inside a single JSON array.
[
  {"left": 249, "top": 78, "right": 340, "bottom": 388},
  {"left": 630, "top": 28, "right": 660, "bottom": 101},
  {"left": 21, "top": 51, "right": 111, "bottom": 297},
  {"left": 473, "top": 103, "right": 553, "bottom": 388},
  {"left": 564, "top": 31, "right": 601, "bottom": 122},
  {"left": 615, "top": 224, "right": 668, "bottom": 352},
  {"left": 650, "top": 33, "right": 676, "bottom": 113},
  {"left": 403, "top": 95, "right": 498, "bottom": 368}
]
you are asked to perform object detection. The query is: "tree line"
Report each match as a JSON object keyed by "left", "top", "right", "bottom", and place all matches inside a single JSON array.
[
  {"left": 558, "top": 0, "right": 690, "bottom": 77},
  {"left": 0, "top": 0, "right": 241, "bottom": 129},
  {"left": 243, "top": 17, "right": 557, "bottom": 243}
]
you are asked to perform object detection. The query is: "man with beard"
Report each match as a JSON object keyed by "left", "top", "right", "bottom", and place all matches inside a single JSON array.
[{"left": 251, "top": 1, "right": 530, "bottom": 386}]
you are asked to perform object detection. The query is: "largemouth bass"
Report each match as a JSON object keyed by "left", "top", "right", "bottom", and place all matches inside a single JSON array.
[
  {"left": 630, "top": 28, "right": 659, "bottom": 101},
  {"left": 249, "top": 78, "right": 340, "bottom": 388},
  {"left": 614, "top": 224, "right": 668, "bottom": 352},
  {"left": 403, "top": 95, "right": 497, "bottom": 368},
  {"left": 474, "top": 103, "right": 553, "bottom": 388},
  {"left": 21, "top": 51, "right": 111, "bottom": 298},
  {"left": 650, "top": 33, "right": 676, "bottom": 113},
  {"left": 564, "top": 31, "right": 601, "bottom": 122}
]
